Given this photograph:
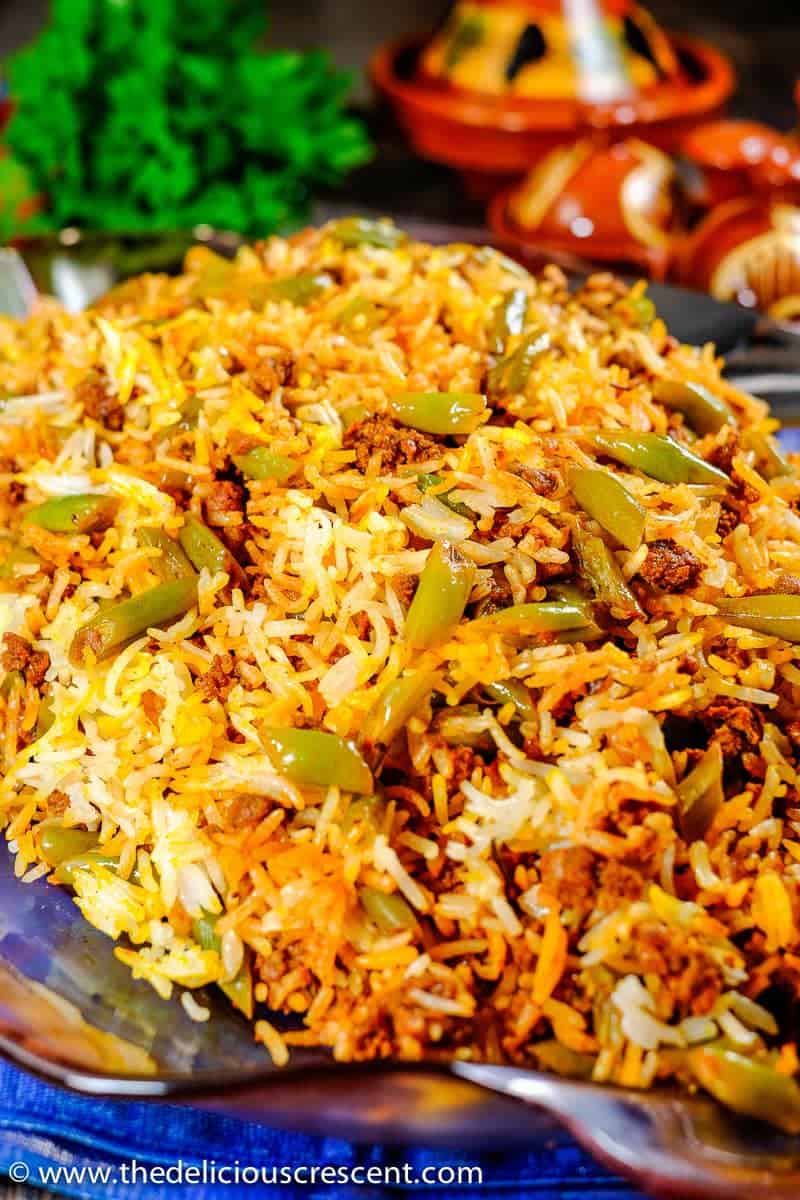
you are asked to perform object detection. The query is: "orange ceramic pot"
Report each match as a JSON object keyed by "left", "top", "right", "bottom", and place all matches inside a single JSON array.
[
  {"left": 681, "top": 120, "right": 800, "bottom": 211},
  {"left": 372, "top": 32, "right": 734, "bottom": 185},
  {"left": 488, "top": 137, "right": 677, "bottom": 277},
  {"left": 677, "top": 197, "right": 800, "bottom": 319}
]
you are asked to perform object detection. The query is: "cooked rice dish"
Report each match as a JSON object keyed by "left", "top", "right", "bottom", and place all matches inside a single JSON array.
[{"left": 4, "top": 219, "right": 800, "bottom": 1127}]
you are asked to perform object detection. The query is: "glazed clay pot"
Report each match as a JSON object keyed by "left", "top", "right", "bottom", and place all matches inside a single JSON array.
[
  {"left": 677, "top": 197, "right": 800, "bottom": 323},
  {"left": 681, "top": 120, "right": 800, "bottom": 211},
  {"left": 488, "top": 136, "right": 677, "bottom": 277},
  {"left": 372, "top": 1, "right": 734, "bottom": 189}
]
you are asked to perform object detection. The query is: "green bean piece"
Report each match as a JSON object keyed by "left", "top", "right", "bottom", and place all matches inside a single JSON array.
[
  {"left": 25, "top": 494, "right": 119, "bottom": 535},
  {"left": 192, "top": 912, "right": 253, "bottom": 1019},
  {"left": 574, "top": 527, "right": 642, "bottom": 618},
  {"left": 53, "top": 851, "right": 125, "bottom": 885},
  {"left": 589, "top": 430, "right": 729, "bottom": 486},
  {"left": 335, "top": 295, "right": 384, "bottom": 333},
  {"left": 359, "top": 886, "right": 416, "bottom": 932},
  {"left": 0, "top": 669, "right": 22, "bottom": 700},
  {"left": 677, "top": 741, "right": 723, "bottom": 843},
  {"left": 484, "top": 679, "right": 536, "bottom": 722},
  {"left": 328, "top": 217, "right": 406, "bottom": 250},
  {"left": 39, "top": 825, "right": 99, "bottom": 866},
  {"left": 263, "top": 727, "right": 374, "bottom": 794},
  {"left": 417, "top": 472, "right": 473, "bottom": 518},
  {"left": 260, "top": 272, "right": 334, "bottom": 306},
  {"left": 619, "top": 292, "right": 656, "bottom": 328},
  {"left": 137, "top": 527, "right": 195, "bottom": 581},
  {"left": 745, "top": 430, "right": 794, "bottom": 480},
  {"left": 178, "top": 515, "right": 246, "bottom": 587},
  {"left": 567, "top": 467, "right": 645, "bottom": 551},
  {"left": 342, "top": 402, "right": 369, "bottom": 430},
  {"left": 488, "top": 329, "right": 550, "bottom": 396},
  {"left": 488, "top": 288, "right": 529, "bottom": 355},
  {"left": 362, "top": 670, "right": 439, "bottom": 747},
  {"left": 472, "top": 246, "right": 532, "bottom": 279},
  {"left": 70, "top": 576, "right": 198, "bottom": 666},
  {"left": 654, "top": 379, "right": 734, "bottom": 435},
  {"left": 187, "top": 251, "right": 234, "bottom": 299},
  {"left": 533, "top": 1039, "right": 596, "bottom": 1079},
  {"left": 35, "top": 692, "right": 54, "bottom": 739},
  {"left": 481, "top": 599, "right": 593, "bottom": 635},
  {"left": 171, "top": 394, "right": 205, "bottom": 431},
  {"left": 405, "top": 541, "right": 475, "bottom": 648},
  {"left": 233, "top": 446, "right": 295, "bottom": 483},
  {"left": 389, "top": 391, "right": 487, "bottom": 436},
  {"left": 688, "top": 1043, "right": 800, "bottom": 1134},
  {"left": 716, "top": 594, "right": 800, "bottom": 643},
  {"left": 0, "top": 545, "right": 40, "bottom": 581}
]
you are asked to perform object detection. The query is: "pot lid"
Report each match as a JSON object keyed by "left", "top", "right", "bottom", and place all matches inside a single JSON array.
[{"left": 420, "top": 0, "right": 681, "bottom": 104}]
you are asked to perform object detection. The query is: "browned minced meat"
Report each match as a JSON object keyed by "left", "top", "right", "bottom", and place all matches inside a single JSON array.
[
  {"left": 596, "top": 860, "right": 644, "bottom": 911},
  {"left": 46, "top": 789, "right": 69, "bottom": 816},
  {"left": 225, "top": 792, "right": 271, "bottom": 827},
  {"left": 717, "top": 501, "right": 740, "bottom": 539},
  {"left": 204, "top": 479, "right": 246, "bottom": 526},
  {"left": 75, "top": 369, "right": 125, "bottom": 432},
  {"left": 247, "top": 351, "right": 292, "bottom": 396},
  {"left": 706, "top": 431, "right": 738, "bottom": 476},
  {"left": 514, "top": 465, "right": 559, "bottom": 497},
  {"left": 633, "top": 922, "right": 724, "bottom": 1017},
  {"left": 702, "top": 697, "right": 764, "bottom": 759},
  {"left": 196, "top": 653, "right": 235, "bottom": 702},
  {"left": 391, "top": 574, "right": 417, "bottom": 608},
  {"left": 141, "top": 689, "right": 165, "bottom": 727},
  {"left": 637, "top": 539, "right": 702, "bottom": 592},
  {"left": 1, "top": 633, "right": 50, "bottom": 688},
  {"left": 343, "top": 415, "right": 439, "bottom": 473},
  {"left": 538, "top": 845, "right": 595, "bottom": 906}
]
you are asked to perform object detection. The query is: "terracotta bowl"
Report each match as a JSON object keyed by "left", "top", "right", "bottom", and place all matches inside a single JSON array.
[{"left": 371, "top": 32, "right": 735, "bottom": 189}]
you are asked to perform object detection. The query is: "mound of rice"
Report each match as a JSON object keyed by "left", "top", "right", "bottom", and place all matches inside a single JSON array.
[{"left": 2, "top": 220, "right": 800, "bottom": 1123}]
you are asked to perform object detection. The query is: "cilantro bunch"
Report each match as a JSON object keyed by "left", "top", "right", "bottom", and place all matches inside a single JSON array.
[{"left": 4, "top": 0, "right": 372, "bottom": 235}]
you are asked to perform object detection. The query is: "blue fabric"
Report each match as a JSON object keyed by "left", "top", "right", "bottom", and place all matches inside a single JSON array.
[{"left": 0, "top": 1060, "right": 639, "bottom": 1198}]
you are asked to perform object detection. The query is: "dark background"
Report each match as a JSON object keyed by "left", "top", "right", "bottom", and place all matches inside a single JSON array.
[{"left": 0, "top": 0, "right": 798, "bottom": 127}]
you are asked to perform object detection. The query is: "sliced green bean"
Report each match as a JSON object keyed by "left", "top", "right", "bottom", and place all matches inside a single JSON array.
[
  {"left": 417, "top": 472, "right": 473, "bottom": 518},
  {"left": 485, "top": 679, "right": 535, "bottom": 722},
  {"left": 70, "top": 576, "right": 198, "bottom": 666},
  {"left": 363, "top": 670, "right": 439, "bottom": 747},
  {"left": 39, "top": 825, "right": 99, "bottom": 866},
  {"left": 328, "top": 217, "right": 406, "bottom": 249},
  {"left": 0, "top": 669, "right": 22, "bottom": 700},
  {"left": 53, "top": 851, "right": 125, "bottom": 885},
  {"left": 716, "top": 594, "right": 800, "bottom": 642},
  {"left": 588, "top": 430, "right": 729, "bottom": 486},
  {"left": 335, "top": 295, "right": 384, "bottom": 333},
  {"left": 389, "top": 391, "right": 487, "bottom": 436},
  {"left": 359, "top": 886, "right": 416, "bottom": 932},
  {"left": 574, "top": 527, "right": 642, "bottom": 617},
  {"left": 260, "top": 272, "right": 334, "bottom": 306},
  {"left": 35, "top": 692, "right": 54, "bottom": 739},
  {"left": 0, "top": 546, "right": 40, "bottom": 581},
  {"left": 25, "top": 494, "right": 119, "bottom": 535},
  {"left": 677, "top": 741, "right": 723, "bottom": 842},
  {"left": 233, "top": 446, "right": 295, "bottom": 483},
  {"left": 568, "top": 467, "right": 645, "bottom": 551},
  {"left": 654, "top": 380, "right": 734, "bottom": 435},
  {"left": 488, "top": 288, "right": 528, "bottom": 356},
  {"left": 193, "top": 911, "right": 253, "bottom": 1019},
  {"left": 533, "top": 1039, "right": 596, "bottom": 1079},
  {"left": 488, "top": 329, "right": 550, "bottom": 396},
  {"left": 744, "top": 430, "right": 794, "bottom": 480},
  {"left": 405, "top": 541, "right": 475, "bottom": 648},
  {"left": 263, "top": 727, "right": 374, "bottom": 794},
  {"left": 688, "top": 1043, "right": 800, "bottom": 1134},
  {"left": 480, "top": 599, "right": 593, "bottom": 635},
  {"left": 137, "top": 527, "right": 195, "bottom": 581},
  {"left": 179, "top": 515, "right": 245, "bottom": 586}
]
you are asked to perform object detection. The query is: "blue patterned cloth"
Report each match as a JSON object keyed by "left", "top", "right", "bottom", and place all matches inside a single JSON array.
[{"left": 0, "top": 1060, "right": 639, "bottom": 1198}]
